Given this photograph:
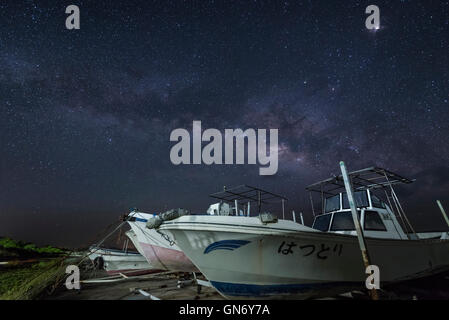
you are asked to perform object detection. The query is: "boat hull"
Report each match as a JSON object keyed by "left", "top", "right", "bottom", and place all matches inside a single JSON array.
[
  {"left": 138, "top": 241, "right": 198, "bottom": 272},
  {"left": 88, "top": 248, "right": 155, "bottom": 276},
  {"left": 125, "top": 229, "right": 146, "bottom": 257},
  {"left": 160, "top": 216, "right": 449, "bottom": 299},
  {"left": 127, "top": 213, "right": 198, "bottom": 272}
]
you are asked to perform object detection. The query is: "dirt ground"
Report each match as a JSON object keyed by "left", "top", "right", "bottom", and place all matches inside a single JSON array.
[{"left": 45, "top": 270, "right": 224, "bottom": 300}]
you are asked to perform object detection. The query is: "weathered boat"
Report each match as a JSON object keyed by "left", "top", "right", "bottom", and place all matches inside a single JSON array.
[
  {"left": 158, "top": 168, "right": 449, "bottom": 299},
  {"left": 124, "top": 210, "right": 198, "bottom": 272},
  {"left": 87, "top": 246, "right": 154, "bottom": 276}
]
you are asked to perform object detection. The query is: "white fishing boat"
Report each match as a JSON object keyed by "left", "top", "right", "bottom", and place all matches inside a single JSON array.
[
  {"left": 88, "top": 245, "right": 154, "bottom": 276},
  {"left": 157, "top": 168, "right": 449, "bottom": 299},
  {"left": 123, "top": 210, "right": 198, "bottom": 272}
]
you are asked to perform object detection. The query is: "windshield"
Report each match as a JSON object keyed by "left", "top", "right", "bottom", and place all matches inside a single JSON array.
[
  {"left": 312, "top": 214, "right": 332, "bottom": 231},
  {"left": 364, "top": 210, "right": 387, "bottom": 231},
  {"left": 342, "top": 191, "right": 369, "bottom": 209},
  {"left": 325, "top": 194, "right": 340, "bottom": 213},
  {"left": 330, "top": 210, "right": 361, "bottom": 231},
  {"left": 370, "top": 194, "right": 387, "bottom": 209}
]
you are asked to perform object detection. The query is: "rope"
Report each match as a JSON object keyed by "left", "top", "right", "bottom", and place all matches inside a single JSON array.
[
  {"left": 77, "top": 216, "right": 132, "bottom": 265},
  {"left": 156, "top": 230, "right": 176, "bottom": 246},
  {"left": 46, "top": 216, "right": 133, "bottom": 294},
  {"left": 83, "top": 218, "right": 124, "bottom": 251}
]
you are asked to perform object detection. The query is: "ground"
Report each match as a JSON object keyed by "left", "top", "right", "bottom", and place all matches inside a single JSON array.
[{"left": 46, "top": 269, "right": 224, "bottom": 300}]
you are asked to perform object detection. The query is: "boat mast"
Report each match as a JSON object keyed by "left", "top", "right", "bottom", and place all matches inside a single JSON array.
[
  {"left": 382, "top": 188, "right": 406, "bottom": 239},
  {"left": 320, "top": 184, "right": 324, "bottom": 215},
  {"left": 309, "top": 192, "right": 316, "bottom": 217},
  {"left": 340, "top": 161, "right": 378, "bottom": 300},
  {"left": 282, "top": 199, "right": 285, "bottom": 219},
  {"left": 436, "top": 200, "right": 449, "bottom": 228},
  {"left": 383, "top": 170, "right": 417, "bottom": 238}
]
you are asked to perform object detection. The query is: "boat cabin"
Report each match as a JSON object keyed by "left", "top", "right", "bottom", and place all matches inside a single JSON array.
[
  {"left": 307, "top": 167, "right": 416, "bottom": 240},
  {"left": 312, "top": 189, "right": 407, "bottom": 239}
]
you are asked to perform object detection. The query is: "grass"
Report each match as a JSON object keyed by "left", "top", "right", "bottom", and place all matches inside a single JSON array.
[
  {"left": 0, "top": 258, "right": 69, "bottom": 300},
  {"left": 0, "top": 237, "right": 72, "bottom": 300},
  {"left": 0, "top": 237, "right": 66, "bottom": 257}
]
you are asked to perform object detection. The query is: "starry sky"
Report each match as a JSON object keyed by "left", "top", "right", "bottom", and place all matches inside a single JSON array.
[{"left": 1, "top": 1, "right": 448, "bottom": 247}]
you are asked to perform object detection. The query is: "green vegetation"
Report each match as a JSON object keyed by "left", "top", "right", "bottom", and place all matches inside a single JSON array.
[
  {"left": 0, "top": 237, "right": 72, "bottom": 300},
  {"left": 0, "top": 258, "right": 69, "bottom": 300},
  {"left": 0, "top": 237, "right": 66, "bottom": 257},
  {"left": 0, "top": 237, "right": 67, "bottom": 263}
]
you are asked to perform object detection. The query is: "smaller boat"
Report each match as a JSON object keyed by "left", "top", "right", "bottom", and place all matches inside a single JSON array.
[{"left": 88, "top": 244, "right": 155, "bottom": 276}]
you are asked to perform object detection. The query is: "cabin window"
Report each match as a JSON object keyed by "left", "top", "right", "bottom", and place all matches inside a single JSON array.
[
  {"left": 330, "top": 210, "right": 361, "bottom": 231},
  {"left": 325, "top": 195, "right": 340, "bottom": 213},
  {"left": 312, "top": 214, "right": 332, "bottom": 231},
  {"left": 342, "top": 191, "right": 369, "bottom": 209},
  {"left": 371, "top": 195, "right": 386, "bottom": 209},
  {"left": 364, "top": 211, "right": 387, "bottom": 231}
]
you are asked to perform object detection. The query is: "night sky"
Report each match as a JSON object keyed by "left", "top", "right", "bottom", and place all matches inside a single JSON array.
[{"left": 1, "top": 1, "right": 448, "bottom": 248}]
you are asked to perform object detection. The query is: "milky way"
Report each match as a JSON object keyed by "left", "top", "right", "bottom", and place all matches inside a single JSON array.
[{"left": 1, "top": 1, "right": 448, "bottom": 247}]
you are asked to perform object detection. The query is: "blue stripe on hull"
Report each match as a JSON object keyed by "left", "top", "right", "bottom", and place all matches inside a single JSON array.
[
  {"left": 204, "top": 240, "right": 251, "bottom": 254},
  {"left": 210, "top": 281, "right": 362, "bottom": 297}
]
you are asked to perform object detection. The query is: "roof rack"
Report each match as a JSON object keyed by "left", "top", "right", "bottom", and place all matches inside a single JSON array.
[
  {"left": 305, "top": 167, "right": 414, "bottom": 196},
  {"left": 210, "top": 185, "right": 287, "bottom": 204}
]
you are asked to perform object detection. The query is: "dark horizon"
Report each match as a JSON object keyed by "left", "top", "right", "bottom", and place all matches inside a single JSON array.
[{"left": 1, "top": 1, "right": 448, "bottom": 248}]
